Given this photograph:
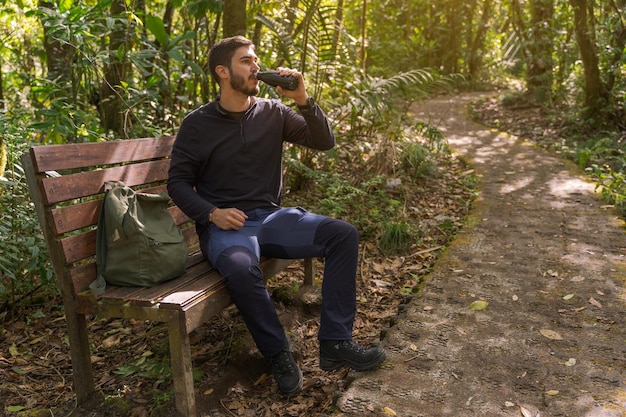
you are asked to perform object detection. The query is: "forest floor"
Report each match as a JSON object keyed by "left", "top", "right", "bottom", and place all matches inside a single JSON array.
[{"left": 1, "top": 91, "right": 624, "bottom": 417}]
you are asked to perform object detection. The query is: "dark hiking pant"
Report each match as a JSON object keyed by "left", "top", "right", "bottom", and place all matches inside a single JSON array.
[{"left": 200, "top": 207, "right": 358, "bottom": 357}]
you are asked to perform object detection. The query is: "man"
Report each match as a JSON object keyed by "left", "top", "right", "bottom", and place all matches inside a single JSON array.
[{"left": 167, "top": 35, "right": 386, "bottom": 395}]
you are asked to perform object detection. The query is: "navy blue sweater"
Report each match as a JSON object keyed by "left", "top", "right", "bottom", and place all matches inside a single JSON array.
[{"left": 167, "top": 97, "right": 335, "bottom": 235}]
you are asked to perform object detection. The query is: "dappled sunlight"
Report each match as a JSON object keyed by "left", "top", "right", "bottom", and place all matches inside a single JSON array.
[
  {"left": 447, "top": 130, "right": 514, "bottom": 164},
  {"left": 547, "top": 172, "right": 596, "bottom": 198},
  {"left": 499, "top": 176, "right": 534, "bottom": 194}
]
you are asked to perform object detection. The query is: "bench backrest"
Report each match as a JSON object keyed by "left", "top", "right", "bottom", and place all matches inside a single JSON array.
[{"left": 21, "top": 136, "right": 196, "bottom": 298}]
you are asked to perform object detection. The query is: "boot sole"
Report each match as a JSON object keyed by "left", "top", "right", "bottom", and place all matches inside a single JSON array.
[
  {"left": 278, "top": 368, "right": 303, "bottom": 395},
  {"left": 319, "top": 351, "right": 387, "bottom": 372}
]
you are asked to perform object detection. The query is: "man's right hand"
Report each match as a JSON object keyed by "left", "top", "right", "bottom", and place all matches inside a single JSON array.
[{"left": 211, "top": 207, "right": 248, "bottom": 230}]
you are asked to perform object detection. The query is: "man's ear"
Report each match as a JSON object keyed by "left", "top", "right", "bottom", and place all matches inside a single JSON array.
[{"left": 215, "top": 65, "right": 229, "bottom": 81}]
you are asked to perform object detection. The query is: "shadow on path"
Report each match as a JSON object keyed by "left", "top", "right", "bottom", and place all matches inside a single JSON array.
[{"left": 338, "top": 93, "right": 626, "bottom": 417}]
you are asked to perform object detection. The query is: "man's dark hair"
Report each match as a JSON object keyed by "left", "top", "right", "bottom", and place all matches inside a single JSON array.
[{"left": 208, "top": 35, "right": 255, "bottom": 85}]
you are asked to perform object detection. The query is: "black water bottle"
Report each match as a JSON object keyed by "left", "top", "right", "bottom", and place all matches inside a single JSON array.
[{"left": 254, "top": 71, "right": 299, "bottom": 91}]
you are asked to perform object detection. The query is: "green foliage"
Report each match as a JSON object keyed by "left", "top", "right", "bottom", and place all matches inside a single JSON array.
[
  {"left": 332, "top": 69, "right": 460, "bottom": 138},
  {"left": 399, "top": 122, "right": 449, "bottom": 180},
  {"left": 29, "top": 78, "right": 102, "bottom": 143},
  {"left": 400, "top": 272, "right": 425, "bottom": 296},
  {"left": 400, "top": 142, "right": 437, "bottom": 180},
  {"left": 379, "top": 221, "right": 418, "bottom": 256},
  {"left": 588, "top": 165, "right": 626, "bottom": 217},
  {"left": 285, "top": 158, "right": 390, "bottom": 238},
  {"left": 113, "top": 350, "right": 170, "bottom": 381},
  {"left": 564, "top": 131, "right": 626, "bottom": 215},
  {"left": 0, "top": 120, "right": 55, "bottom": 308}
]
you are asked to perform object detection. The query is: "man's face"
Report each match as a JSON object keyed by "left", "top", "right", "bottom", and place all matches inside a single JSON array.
[{"left": 228, "top": 45, "right": 260, "bottom": 96}]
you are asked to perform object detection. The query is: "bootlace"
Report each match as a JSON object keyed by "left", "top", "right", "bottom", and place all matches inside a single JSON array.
[
  {"left": 339, "top": 340, "right": 366, "bottom": 353},
  {"left": 271, "top": 351, "right": 295, "bottom": 376}
]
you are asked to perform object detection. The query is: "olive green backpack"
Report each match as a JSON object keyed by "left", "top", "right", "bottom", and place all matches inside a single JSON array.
[{"left": 90, "top": 181, "right": 187, "bottom": 295}]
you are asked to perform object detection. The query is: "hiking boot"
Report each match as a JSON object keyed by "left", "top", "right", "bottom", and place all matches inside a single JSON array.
[
  {"left": 268, "top": 350, "right": 303, "bottom": 394},
  {"left": 319, "top": 340, "right": 387, "bottom": 371}
]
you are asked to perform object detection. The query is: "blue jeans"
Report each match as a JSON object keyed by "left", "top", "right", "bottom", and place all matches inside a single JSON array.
[{"left": 200, "top": 207, "right": 358, "bottom": 357}]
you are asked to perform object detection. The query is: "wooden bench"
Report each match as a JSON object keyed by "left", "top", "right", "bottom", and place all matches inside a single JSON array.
[{"left": 21, "top": 136, "right": 314, "bottom": 416}]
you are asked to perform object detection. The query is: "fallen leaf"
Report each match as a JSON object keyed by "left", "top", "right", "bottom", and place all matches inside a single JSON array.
[
  {"left": 468, "top": 300, "right": 489, "bottom": 311},
  {"left": 564, "top": 358, "right": 576, "bottom": 367},
  {"left": 505, "top": 401, "right": 515, "bottom": 407},
  {"left": 546, "top": 390, "right": 559, "bottom": 396},
  {"left": 589, "top": 297, "right": 603, "bottom": 308},
  {"left": 203, "top": 388, "right": 214, "bottom": 395},
  {"left": 372, "top": 279, "right": 393, "bottom": 288},
  {"left": 519, "top": 405, "right": 533, "bottom": 417},
  {"left": 383, "top": 406, "right": 397, "bottom": 416},
  {"left": 7, "top": 406, "right": 26, "bottom": 412},
  {"left": 570, "top": 276, "right": 585, "bottom": 282},
  {"left": 9, "top": 343, "right": 20, "bottom": 357},
  {"left": 540, "top": 329, "right": 563, "bottom": 340},
  {"left": 101, "top": 334, "right": 122, "bottom": 348},
  {"left": 562, "top": 293, "right": 574, "bottom": 300}
]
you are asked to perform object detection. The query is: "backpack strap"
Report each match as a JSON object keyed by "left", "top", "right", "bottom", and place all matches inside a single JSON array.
[{"left": 89, "top": 181, "right": 122, "bottom": 295}]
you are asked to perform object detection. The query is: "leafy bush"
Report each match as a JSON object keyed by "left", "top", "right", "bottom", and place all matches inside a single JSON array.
[
  {"left": 379, "top": 221, "right": 418, "bottom": 256},
  {"left": 0, "top": 131, "right": 55, "bottom": 309},
  {"left": 399, "top": 122, "right": 449, "bottom": 180},
  {"left": 587, "top": 164, "right": 626, "bottom": 216}
]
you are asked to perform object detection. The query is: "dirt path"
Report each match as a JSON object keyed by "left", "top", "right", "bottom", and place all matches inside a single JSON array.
[{"left": 337, "top": 93, "right": 626, "bottom": 416}]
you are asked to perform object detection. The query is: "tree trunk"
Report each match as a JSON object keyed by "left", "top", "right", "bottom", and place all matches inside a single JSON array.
[
  {"left": 526, "top": 0, "right": 554, "bottom": 104},
  {"left": 223, "top": 0, "right": 247, "bottom": 37},
  {"left": 442, "top": 0, "right": 460, "bottom": 74},
  {"left": 569, "top": 0, "right": 609, "bottom": 119},
  {"left": 99, "top": 0, "right": 129, "bottom": 136},
  {"left": 39, "top": 0, "right": 73, "bottom": 82},
  {"left": 604, "top": 0, "right": 626, "bottom": 93},
  {"left": 467, "top": 0, "right": 493, "bottom": 81},
  {"left": 331, "top": 0, "right": 345, "bottom": 61},
  {"left": 360, "top": 0, "right": 367, "bottom": 74}
]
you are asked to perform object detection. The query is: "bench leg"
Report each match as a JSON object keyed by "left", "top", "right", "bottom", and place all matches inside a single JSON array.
[
  {"left": 64, "top": 304, "right": 97, "bottom": 404},
  {"left": 168, "top": 313, "right": 196, "bottom": 416},
  {"left": 303, "top": 258, "right": 315, "bottom": 286}
]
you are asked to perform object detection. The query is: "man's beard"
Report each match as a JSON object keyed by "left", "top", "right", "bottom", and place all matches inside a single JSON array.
[{"left": 229, "top": 70, "right": 259, "bottom": 96}]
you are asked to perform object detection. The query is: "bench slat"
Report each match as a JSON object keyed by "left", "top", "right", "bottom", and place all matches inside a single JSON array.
[
  {"left": 158, "top": 272, "right": 225, "bottom": 309},
  {"left": 99, "top": 257, "right": 215, "bottom": 307},
  {"left": 51, "top": 199, "right": 101, "bottom": 234},
  {"left": 49, "top": 186, "right": 179, "bottom": 235},
  {"left": 41, "top": 159, "right": 171, "bottom": 205},
  {"left": 30, "top": 136, "right": 175, "bottom": 173},
  {"left": 59, "top": 230, "right": 95, "bottom": 264}
]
